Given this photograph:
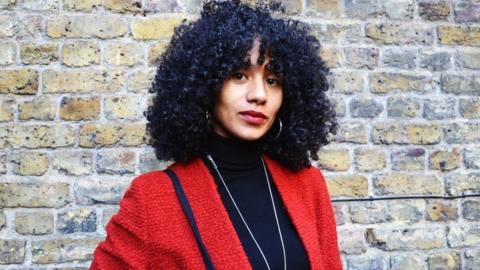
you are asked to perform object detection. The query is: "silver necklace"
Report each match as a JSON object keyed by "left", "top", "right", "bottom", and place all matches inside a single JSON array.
[{"left": 206, "top": 153, "right": 287, "bottom": 270}]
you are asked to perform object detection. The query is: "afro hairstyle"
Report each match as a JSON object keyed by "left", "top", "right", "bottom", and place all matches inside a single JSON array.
[{"left": 145, "top": 0, "right": 338, "bottom": 172}]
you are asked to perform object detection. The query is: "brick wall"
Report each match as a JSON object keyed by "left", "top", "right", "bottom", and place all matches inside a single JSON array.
[{"left": 0, "top": 0, "right": 479, "bottom": 269}]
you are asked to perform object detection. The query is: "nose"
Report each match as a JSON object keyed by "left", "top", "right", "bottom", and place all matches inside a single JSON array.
[{"left": 246, "top": 76, "right": 267, "bottom": 104}]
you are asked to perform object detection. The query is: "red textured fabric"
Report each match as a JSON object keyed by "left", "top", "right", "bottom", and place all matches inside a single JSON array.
[{"left": 90, "top": 154, "right": 342, "bottom": 270}]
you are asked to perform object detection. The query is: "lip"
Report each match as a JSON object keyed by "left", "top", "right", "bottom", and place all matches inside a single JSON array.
[{"left": 239, "top": 111, "right": 267, "bottom": 125}]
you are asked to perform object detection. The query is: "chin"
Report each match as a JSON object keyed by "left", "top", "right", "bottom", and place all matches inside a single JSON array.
[{"left": 234, "top": 129, "right": 268, "bottom": 141}]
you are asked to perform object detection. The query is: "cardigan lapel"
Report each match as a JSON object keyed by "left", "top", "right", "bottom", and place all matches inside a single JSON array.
[
  {"left": 171, "top": 157, "right": 252, "bottom": 269},
  {"left": 262, "top": 154, "right": 325, "bottom": 270}
]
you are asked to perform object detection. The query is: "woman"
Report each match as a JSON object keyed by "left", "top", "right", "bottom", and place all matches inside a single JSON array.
[{"left": 90, "top": 0, "right": 341, "bottom": 269}]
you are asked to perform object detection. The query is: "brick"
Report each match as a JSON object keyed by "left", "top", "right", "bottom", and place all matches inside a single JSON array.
[
  {"left": 405, "top": 123, "right": 442, "bottom": 144},
  {"left": 444, "top": 123, "right": 480, "bottom": 143},
  {"left": 0, "top": 182, "right": 70, "bottom": 207},
  {"left": 52, "top": 150, "right": 93, "bottom": 175},
  {"left": 15, "top": 212, "right": 53, "bottom": 235},
  {"left": 0, "top": 69, "right": 38, "bottom": 95},
  {"left": 31, "top": 238, "right": 102, "bottom": 264},
  {"left": 429, "top": 148, "right": 461, "bottom": 171},
  {"left": 366, "top": 23, "right": 434, "bottom": 45},
  {"left": 423, "top": 97, "right": 456, "bottom": 120},
  {"left": 127, "top": 69, "right": 155, "bottom": 93},
  {"left": 0, "top": 14, "right": 16, "bottom": 38},
  {"left": 332, "top": 203, "right": 346, "bottom": 226},
  {"left": 59, "top": 96, "right": 101, "bottom": 121},
  {"left": 387, "top": 96, "right": 421, "bottom": 117},
  {"left": 427, "top": 252, "right": 461, "bottom": 270},
  {"left": 326, "top": 174, "right": 368, "bottom": 197},
  {"left": 0, "top": 0, "right": 16, "bottom": 9},
  {"left": 347, "top": 255, "right": 386, "bottom": 270},
  {"left": 57, "top": 208, "right": 96, "bottom": 233},
  {"left": 104, "top": 95, "right": 146, "bottom": 121},
  {"left": 79, "top": 123, "right": 146, "bottom": 147},
  {"left": 419, "top": 50, "right": 451, "bottom": 71},
  {"left": 11, "top": 151, "right": 49, "bottom": 176},
  {"left": 390, "top": 254, "right": 425, "bottom": 270},
  {"left": 438, "top": 26, "right": 480, "bottom": 46},
  {"left": 354, "top": 147, "right": 387, "bottom": 172},
  {"left": 144, "top": 0, "right": 182, "bottom": 13},
  {"left": 310, "top": 23, "right": 366, "bottom": 45},
  {"left": 0, "top": 211, "right": 5, "bottom": 228},
  {"left": 463, "top": 199, "right": 480, "bottom": 221},
  {"left": 63, "top": 0, "right": 102, "bottom": 12},
  {"left": 329, "top": 96, "right": 346, "bottom": 118},
  {"left": 366, "top": 227, "right": 445, "bottom": 251},
  {"left": 19, "top": 0, "right": 58, "bottom": 10},
  {"left": 0, "top": 41, "right": 15, "bottom": 65},
  {"left": 148, "top": 41, "right": 168, "bottom": 66},
  {"left": 0, "top": 127, "right": 7, "bottom": 148},
  {"left": 16, "top": 15, "right": 44, "bottom": 41},
  {"left": 319, "top": 47, "right": 341, "bottom": 68},
  {"left": 454, "top": 1, "right": 480, "bottom": 23},
  {"left": 455, "top": 50, "right": 480, "bottom": 70},
  {"left": 349, "top": 201, "right": 388, "bottom": 224},
  {"left": 18, "top": 96, "right": 57, "bottom": 121},
  {"left": 349, "top": 97, "right": 383, "bottom": 118},
  {"left": 43, "top": 69, "right": 125, "bottom": 93},
  {"left": 8, "top": 124, "right": 76, "bottom": 149},
  {"left": 419, "top": 1, "right": 450, "bottom": 21},
  {"left": 0, "top": 153, "right": 5, "bottom": 174},
  {"left": 306, "top": 0, "right": 340, "bottom": 18},
  {"left": 464, "top": 147, "right": 480, "bottom": 169},
  {"left": 371, "top": 122, "right": 405, "bottom": 144},
  {"left": 47, "top": 15, "right": 127, "bottom": 39},
  {"left": 104, "top": 0, "right": 143, "bottom": 13},
  {"left": 0, "top": 240, "right": 25, "bottom": 264},
  {"left": 96, "top": 149, "right": 136, "bottom": 175},
  {"left": 337, "top": 229, "right": 367, "bottom": 255},
  {"left": 384, "top": 0, "right": 414, "bottom": 20},
  {"left": 441, "top": 74, "right": 480, "bottom": 95},
  {"left": 343, "top": 47, "right": 378, "bottom": 69},
  {"left": 458, "top": 106, "right": 480, "bottom": 126},
  {"left": 426, "top": 200, "right": 458, "bottom": 222},
  {"left": 105, "top": 43, "right": 144, "bottom": 66},
  {"left": 131, "top": 16, "right": 186, "bottom": 40},
  {"left": 20, "top": 43, "right": 58, "bottom": 65},
  {"left": 61, "top": 41, "right": 100, "bottom": 67},
  {"left": 464, "top": 249, "right": 480, "bottom": 270},
  {"left": 373, "top": 173, "right": 442, "bottom": 195},
  {"left": 138, "top": 150, "right": 170, "bottom": 173},
  {"left": 447, "top": 224, "right": 480, "bottom": 248},
  {"left": 76, "top": 179, "right": 129, "bottom": 205},
  {"left": 332, "top": 122, "right": 367, "bottom": 144},
  {"left": 445, "top": 172, "right": 480, "bottom": 195},
  {"left": 370, "top": 72, "right": 436, "bottom": 94},
  {"left": 344, "top": 0, "right": 382, "bottom": 20},
  {"left": 317, "top": 148, "right": 350, "bottom": 171},
  {"left": 391, "top": 148, "right": 425, "bottom": 171},
  {"left": 381, "top": 48, "right": 416, "bottom": 69},
  {"left": 387, "top": 200, "right": 424, "bottom": 224},
  {"left": 0, "top": 97, "right": 14, "bottom": 121},
  {"left": 330, "top": 71, "right": 364, "bottom": 94}
]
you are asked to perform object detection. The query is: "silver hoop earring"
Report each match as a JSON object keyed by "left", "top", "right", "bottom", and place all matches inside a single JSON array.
[{"left": 272, "top": 117, "right": 283, "bottom": 140}]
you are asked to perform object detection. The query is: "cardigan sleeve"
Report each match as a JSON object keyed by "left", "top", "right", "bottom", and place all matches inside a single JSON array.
[
  {"left": 89, "top": 177, "right": 149, "bottom": 270},
  {"left": 312, "top": 168, "right": 343, "bottom": 270}
]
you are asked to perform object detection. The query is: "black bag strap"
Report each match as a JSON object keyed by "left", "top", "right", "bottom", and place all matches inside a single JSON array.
[{"left": 164, "top": 168, "right": 215, "bottom": 270}]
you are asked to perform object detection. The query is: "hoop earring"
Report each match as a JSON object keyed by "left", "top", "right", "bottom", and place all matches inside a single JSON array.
[
  {"left": 272, "top": 117, "right": 283, "bottom": 140},
  {"left": 206, "top": 111, "right": 212, "bottom": 129}
]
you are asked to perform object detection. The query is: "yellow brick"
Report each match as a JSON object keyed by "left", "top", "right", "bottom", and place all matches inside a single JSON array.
[
  {"left": 47, "top": 15, "right": 127, "bottom": 39},
  {"left": 12, "top": 152, "right": 49, "bottom": 175},
  {"left": 59, "top": 96, "right": 101, "bottom": 121},
  {"left": 61, "top": 42, "right": 100, "bottom": 67},
  {"left": 406, "top": 124, "right": 442, "bottom": 144},
  {"left": 438, "top": 26, "right": 480, "bottom": 46},
  {"left": 20, "top": 43, "right": 58, "bottom": 65},
  {"left": 105, "top": 43, "right": 144, "bottom": 66},
  {"left": 131, "top": 16, "right": 187, "bottom": 40},
  {"left": 326, "top": 174, "right": 368, "bottom": 197},
  {"left": 0, "top": 69, "right": 38, "bottom": 94},
  {"left": 104, "top": 0, "right": 143, "bottom": 13},
  {"left": 43, "top": 69, "right": 125, "bottom": 93},
  {"left": 18, "top": 96, "right": 57, "bottom": 121},
  {"left": 63, "top": 0, "right": 102, "bottom": 12},
  {"left": 317, "top": 148, "right": 350, "bottom": 171}
]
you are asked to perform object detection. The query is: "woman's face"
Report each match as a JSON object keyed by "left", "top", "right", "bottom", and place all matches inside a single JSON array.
[{"left": 212, "top": 39, "right": 283, "bottom": 141}]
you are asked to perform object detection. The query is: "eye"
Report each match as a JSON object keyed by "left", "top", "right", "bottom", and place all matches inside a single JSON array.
[
  {"left": 266, "top": 78, "right": 282, "bottom": 86},
  {"left": 231, "top": 72, "right": 246, "bottom": 80}
]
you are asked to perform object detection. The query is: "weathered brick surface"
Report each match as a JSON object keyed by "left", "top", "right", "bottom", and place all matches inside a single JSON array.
[{"left": 2, "top": 1, "right": 480, "bottom": 268}]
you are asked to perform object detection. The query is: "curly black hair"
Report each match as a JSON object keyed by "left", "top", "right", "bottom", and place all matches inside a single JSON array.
[{"left": 145, "top": 0, "right": 338, "bottom": 172}]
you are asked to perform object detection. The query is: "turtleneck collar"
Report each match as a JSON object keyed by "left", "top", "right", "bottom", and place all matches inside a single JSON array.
[{"left": 203, "top": 132, "right": 266, "bottom": 171}]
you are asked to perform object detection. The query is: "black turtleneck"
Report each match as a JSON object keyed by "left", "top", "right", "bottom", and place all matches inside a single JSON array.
[{"left": 201, "top": 132, "right": 310, "bottom": 270}]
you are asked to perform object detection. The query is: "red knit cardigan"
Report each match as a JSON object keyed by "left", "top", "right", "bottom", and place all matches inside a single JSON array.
[{"left": 90, "top": 154, "right": 342, "bottom": 270}]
